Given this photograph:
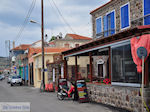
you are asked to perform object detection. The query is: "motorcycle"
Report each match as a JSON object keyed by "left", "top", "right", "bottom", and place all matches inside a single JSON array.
[{"left": 57, "top": 82, "right": 75, "bottom": 100}]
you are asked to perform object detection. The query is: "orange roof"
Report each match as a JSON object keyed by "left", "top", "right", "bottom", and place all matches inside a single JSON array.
[
  {"left": 67, "top": 34, "right": 92, "bottom": 40},
  {"left": 28, "top": 47, "right": 70, "bottom": 58},
  {"left": 90, "top": 0, "right": 112, "bottom": 14},
  {"left": 13, "top": 44, "right": 30, "bottom": 50}
]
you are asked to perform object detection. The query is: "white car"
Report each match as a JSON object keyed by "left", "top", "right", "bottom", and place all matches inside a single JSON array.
[
  {"left": 0, "top": 75, "right": 5, "bottom": 80},
  {"left": 10, "top": 75, "right": 22, "bottom": 86},
  {"left": 7, "top": 75, "right": 12, "bottom": 83}
]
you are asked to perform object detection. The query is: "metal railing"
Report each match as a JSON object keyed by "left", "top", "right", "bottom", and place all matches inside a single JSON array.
[{"left": 96, "top": 14, "right": 150, "bottom": 39}]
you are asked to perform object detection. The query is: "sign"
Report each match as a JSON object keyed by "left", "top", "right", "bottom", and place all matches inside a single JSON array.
[
  {"left": 53, "top": 68, "right": 55, "bottom": 82},
  {"left": 97, "top": 59, "right": 104, "bottom": 64},
  {"left": 44, "top": 69, "right": 48, "bottom": 72},
  {"left": 76, "top": 80, "right": 89, "bottom": 103},
  {"left": 137, "top": 47, "right": 147, "bottom": 59}
]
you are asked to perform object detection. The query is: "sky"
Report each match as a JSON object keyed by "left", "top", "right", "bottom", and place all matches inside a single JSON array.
[{"left": 0, "top": 0, "right": 110, "bottom": 57}]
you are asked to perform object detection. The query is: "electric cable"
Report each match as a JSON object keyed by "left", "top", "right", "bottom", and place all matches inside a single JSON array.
[
  {"left": 50, "top": 0, "right": 76, "bottom": 34},
  {"left": 14, "top": 0, "right": 36, "bottom": 43},
  {"left": 47, "top": 0, "right": 68, "bottom": 33}
]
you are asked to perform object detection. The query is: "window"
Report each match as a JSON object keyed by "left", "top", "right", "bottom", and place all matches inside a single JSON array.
[
  {"left": 38, "top": 68, "right": 41, "bottom": 80},
  {"left": 64, "top": 43, "right": 70, "bottom": 48},
  {"left": 96, "top": 17, "right": 102, "bottom": 35},
  {"left": 111, "top": 43, "right": 141, "bottom": 84},
  {"left": 144, "top": 0, "right": 150, "bottom": 25},
  {"left": 103, "top": 11, "right": 115, "bottom": 37},
  {"left": 75, "top": 44, "right": 79, "bottom": 47},
  {"left": 121, "top": 3, "right": 130, "bottom": 29}
]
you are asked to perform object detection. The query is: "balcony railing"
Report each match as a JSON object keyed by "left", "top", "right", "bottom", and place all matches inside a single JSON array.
[
  {"left": 96, "top": 29, "right": 116, "bottom": 38},
  {"left": 96, "top": 14, "right": 150, "bottom": 39}
]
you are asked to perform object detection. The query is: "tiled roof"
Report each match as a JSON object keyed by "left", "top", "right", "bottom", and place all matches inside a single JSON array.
[
  {"left": 90, "top": 0, "right": 112, "bottom": 14},
  {"left": 67, "top": 34, "right": 92, "bottom": 40},
  {"left": 12, "top": 44, "right": 30, "bottom": 50},
  {"left": 28, "top": 47, "right": 70, "bottom": 57}
]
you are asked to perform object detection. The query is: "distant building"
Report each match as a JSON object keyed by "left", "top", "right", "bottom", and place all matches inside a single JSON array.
[
  {"left": 0, "top": 57, "right": 9, "bottom": 72},
  {"left": 48, "top": 33, "right": 92, "bottom": 48},
  {"left": 10, "top": 44, "right": 30, "bottom": 78},
  {"left": 32, "top": 47, "right": 69, "bottom": 88}
]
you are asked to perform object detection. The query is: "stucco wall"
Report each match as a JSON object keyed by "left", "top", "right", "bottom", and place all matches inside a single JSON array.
[{"left": 33, "top": 54, "right": 54, "bottom": 88}]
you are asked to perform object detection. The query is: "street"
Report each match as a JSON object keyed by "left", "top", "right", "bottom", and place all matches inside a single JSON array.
[{"left": 0, "top": 79, "right": 119, "bottom": 112}]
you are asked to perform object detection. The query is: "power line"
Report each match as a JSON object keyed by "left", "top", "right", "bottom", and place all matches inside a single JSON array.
[
  {"left": 50, "top": 0, "right": 76, "bottom": 34},
  {"left": 14, "top": 0, "right": 36, "bottom": 43},
  {"left": 47, "top": 0, "right": 69, "bottom": 33}
]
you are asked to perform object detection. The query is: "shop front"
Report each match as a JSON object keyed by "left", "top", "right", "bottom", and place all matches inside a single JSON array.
[
  {"left": 62, "top": 26, "right": 150, "bottom": 111},
  {"left": 46, "top": 54, "right": 65, "bottom": 91}
]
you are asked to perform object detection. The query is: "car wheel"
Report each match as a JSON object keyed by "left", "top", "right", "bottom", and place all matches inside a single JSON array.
[{"left": 20, "top": 83, "right": 22, "bottom": 86}]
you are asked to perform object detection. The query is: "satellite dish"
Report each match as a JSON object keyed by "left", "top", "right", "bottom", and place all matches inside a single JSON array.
[{"left": 59, "top": 32, "right": 62, "bottom": 39}]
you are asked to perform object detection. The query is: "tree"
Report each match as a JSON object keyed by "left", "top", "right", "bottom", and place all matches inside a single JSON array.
[{"left": 49, "top": 36, "right": 56, "bottom": 42}]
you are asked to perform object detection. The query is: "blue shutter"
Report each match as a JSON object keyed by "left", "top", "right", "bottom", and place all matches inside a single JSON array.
[
  {"left": 103, "top": 16, "right": 108, "bottom": 37},
  {"left": 144, "top": 0, "right": 150, "bottom": 25},
  {"left": 121, "top": 4, "right": 129, "bottom": 29},
  {"left": 26, "top": 66, "right": 28, "bottom": 81},
  {"left": 23, "top": 67, "right": 25, "bottom": 80},
  {"left": 96, "top": 17, "right": 102, "bottom": 34},
  {"left": 110, "top": 11, "right": 115, "bottom": 35}
]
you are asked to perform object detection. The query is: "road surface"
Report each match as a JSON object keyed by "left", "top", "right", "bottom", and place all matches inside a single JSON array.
[{"left": 0, "top": 79, "right": 121, "bottom": 112}]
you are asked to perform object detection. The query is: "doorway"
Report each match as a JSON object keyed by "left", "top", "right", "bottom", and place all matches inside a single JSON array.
[{"left": 98, "top": 64, "right": 103, "bottom": 79}]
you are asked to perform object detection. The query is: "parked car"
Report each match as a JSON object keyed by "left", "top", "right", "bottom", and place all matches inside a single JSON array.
[
  {"left": 1, "top": 75, "right": 5, "bottom": 79},
  {"left": 7, "top": 75, "right": 12, "bottom": 83},
  {"left": 0, "top": 75, "right": 3, "bottom": 80},
  {"left": 0, "top": 75, "right": 5, "bottom": 80},
  {"left": 10, "top": 75, "right": 22, "bottom": 86}
]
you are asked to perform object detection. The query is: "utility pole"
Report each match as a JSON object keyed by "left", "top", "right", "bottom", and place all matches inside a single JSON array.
[{"left": 41, "top": 0, "right": 45, "bottom": 90}]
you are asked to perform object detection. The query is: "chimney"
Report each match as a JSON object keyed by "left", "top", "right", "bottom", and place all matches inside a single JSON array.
[{"left": 13, "top": 41, "right": 15, "bottom": 48}]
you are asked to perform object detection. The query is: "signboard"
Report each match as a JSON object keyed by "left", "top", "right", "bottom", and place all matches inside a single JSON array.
[
  {"left": 97, "top": 59, "right": 104, "bottom": 64},
  {"left": 137, "top": 47, "right": 147, "bottom": 59},
  {"left": 76, "top": 80, "right": 89, "bottom": 103},
  {"left": 53, "top": 68, "right": 55, "bottom": 82}
]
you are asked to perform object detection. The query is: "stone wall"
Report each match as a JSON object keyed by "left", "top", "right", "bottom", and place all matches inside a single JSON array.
[
  {"left": 91, "top": 0, "right": 143, "bottom": 39},
  {"left": 87, "top": 83, "right": 148, "bottom": 112}
]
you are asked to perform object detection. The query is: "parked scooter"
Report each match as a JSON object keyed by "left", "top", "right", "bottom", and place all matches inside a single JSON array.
[{"left": 57, "top": 81, "right": 75, "bottom": 100}]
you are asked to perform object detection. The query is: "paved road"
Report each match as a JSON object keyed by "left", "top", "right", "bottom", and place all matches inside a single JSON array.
[{"left": 0, "top": 79, "right": 119, "bottom": 112}]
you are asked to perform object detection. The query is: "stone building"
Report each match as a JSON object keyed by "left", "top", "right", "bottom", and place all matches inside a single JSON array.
[
  {"left": 62, "top": 0, "right": 150, "bottom": 111},
  {"left": 91, "top": 0, "right": 150, "bottom": 39}
]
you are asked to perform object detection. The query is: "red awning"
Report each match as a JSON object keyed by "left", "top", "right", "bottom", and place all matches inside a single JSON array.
[{"left": 131, "top": 34, "right": 150, "bottom": 73}]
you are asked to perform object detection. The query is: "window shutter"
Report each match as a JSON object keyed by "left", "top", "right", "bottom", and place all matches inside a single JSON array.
[
  {"left": 144, "top": 0, "right": 150, "bottom": 25},
  {"left": 96, "top": 17, "right": 102, "bottom": 34},
  {"left": 121, "top": 4, "right": 129, "bottom": 29},
  {"left": 110, "top": 11, "right": 115, "bottom": 35},
  {"left": 103, "top": 16, "right": 108, "bottom": 37}
]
